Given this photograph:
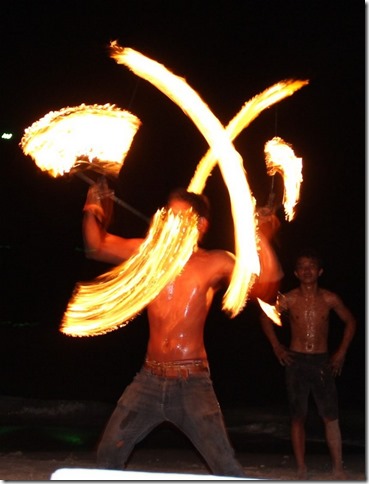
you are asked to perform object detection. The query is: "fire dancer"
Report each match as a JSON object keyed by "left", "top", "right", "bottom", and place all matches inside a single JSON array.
[
  {"left": 82, "top": 179, "right": 281, "bottom": 477},
  {"left": 260, "top": 249, "right": 356, "bottom": 480}
]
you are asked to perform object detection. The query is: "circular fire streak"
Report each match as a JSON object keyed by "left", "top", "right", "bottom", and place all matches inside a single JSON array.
[{"left": 20, "top": 45, "right": 307, "bottom": 336}]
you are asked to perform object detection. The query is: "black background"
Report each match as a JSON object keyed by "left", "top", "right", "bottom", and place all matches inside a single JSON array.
[{"left": 0, "top": 1, "right": 364, "bottom": 413}]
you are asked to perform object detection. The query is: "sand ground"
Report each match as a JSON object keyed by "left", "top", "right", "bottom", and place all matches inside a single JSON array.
[{"left": 0, "top": 447, "right": 365, "bottom": 481}]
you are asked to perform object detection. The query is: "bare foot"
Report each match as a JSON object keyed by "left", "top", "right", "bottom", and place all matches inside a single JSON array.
[
  {"left": 332, "top": 468, "right": 349, "bottom": 480},
  {"left": 297, "top": 466, "right": 307, "bottom": 480}
]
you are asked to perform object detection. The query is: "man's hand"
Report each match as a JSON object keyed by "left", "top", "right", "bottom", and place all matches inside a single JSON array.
[
  {"left": 329, "top": 351, "right": 346, "bottom": 377},
  {"left": 256, "top": 206, "right": 281, "bottom": 239},
  {"left": 83, "top": 177, "right": 114, "bottom": 229},
  {"left": 273, "top": 343, "right": 294, "bottom": 366}
]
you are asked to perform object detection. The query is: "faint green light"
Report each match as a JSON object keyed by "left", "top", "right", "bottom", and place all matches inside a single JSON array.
[{"left": 1, "top": 133, "right": 13, "bottom": 140}]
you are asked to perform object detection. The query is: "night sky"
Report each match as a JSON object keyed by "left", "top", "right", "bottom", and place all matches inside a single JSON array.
[{"left": 0, "top": 1, "right": 365, "bottom": 412}]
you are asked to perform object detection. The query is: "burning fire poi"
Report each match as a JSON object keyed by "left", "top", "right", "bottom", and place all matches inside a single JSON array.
[
  {"left": 20, "top": 44, "right": 306, "bottom": 336},
  {"left": 20, "top": 104, "right": 141, "bottom": 177}
]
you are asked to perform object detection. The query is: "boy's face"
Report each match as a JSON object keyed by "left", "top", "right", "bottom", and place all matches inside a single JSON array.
[{"left": 294, "top": 256, "right": 323, "bottom": 284}]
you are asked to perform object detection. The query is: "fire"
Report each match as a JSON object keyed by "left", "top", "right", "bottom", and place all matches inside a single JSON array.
[
  {"left": 110, "top": 42, "right": 260, "bottom": 316},
  {"left": 20, "top": 44, "right": 307, "bottom": 336},
  {"left": 188, "top": 79, "right": 308, "bottom": 194},
  {"left": 61, "top": 209, "right": 200, "bottom": 336},
  {"left": 264, "top": 136, "right": 303, "bottom": 221},
  {"left": 257, "top": 298, "right": 282, "bottom": 326},
  {"left": 20, "top": 104, "right": 141, "bottom": 177},
  {"left": 111, "top": 43, "right": 307, "bottom": 318}
]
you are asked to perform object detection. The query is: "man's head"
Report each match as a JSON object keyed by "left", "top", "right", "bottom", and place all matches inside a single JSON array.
[
  {"left": 294, "top": 248, "right": 323, "bottom": 270},
  {"left": 294, "top": 248, "right": 323, "bottom": 283},
  {"left": 167, "top": 188, "right": 210, "bottom": 237}
]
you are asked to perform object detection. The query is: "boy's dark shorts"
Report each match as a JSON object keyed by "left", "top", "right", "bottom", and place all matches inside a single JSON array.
[{"left": 285, "top": 351, "right": 338, "bottom": 420}]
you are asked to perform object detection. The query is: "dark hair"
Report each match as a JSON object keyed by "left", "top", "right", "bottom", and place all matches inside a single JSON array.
[
  {"left": 168, "top": 188, "right": 211, "bottom": 220},
  {"left": 294, "top": 248, "right": 323, "bottom": 269}
]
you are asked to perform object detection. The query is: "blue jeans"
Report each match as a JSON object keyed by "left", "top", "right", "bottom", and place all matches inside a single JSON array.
[{"left": 97, "top": 366, "right": 246, "bottom": 477}]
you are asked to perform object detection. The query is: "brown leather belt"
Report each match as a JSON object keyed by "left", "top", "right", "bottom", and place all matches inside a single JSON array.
[{"left": 144, "top": 359, "right": 209, "bottom": 378}]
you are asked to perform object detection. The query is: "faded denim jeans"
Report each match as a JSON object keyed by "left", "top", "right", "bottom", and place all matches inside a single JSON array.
[{"left": 97, "top": 366, "right": 246, "bottom": 477}]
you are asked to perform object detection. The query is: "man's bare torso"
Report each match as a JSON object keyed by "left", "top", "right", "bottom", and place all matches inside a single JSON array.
[
  {"left": 146, "top": 248, "right": 234, "bottom": 362},
  {"left": 281, "top": 287, "right": 338, "bottom": 353}
]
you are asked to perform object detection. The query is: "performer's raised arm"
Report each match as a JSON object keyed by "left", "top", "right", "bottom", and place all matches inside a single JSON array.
[{"left": 82, "top": 179, "right": 143, "bottom": 264}]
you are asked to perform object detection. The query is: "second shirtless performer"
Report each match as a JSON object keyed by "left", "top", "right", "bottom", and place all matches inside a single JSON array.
[
  {"left": 260, "top": 249, "right": 356, "bottom": 480},
  {"left": 82, "top": 181, "right": 282, "bottom": 477}
]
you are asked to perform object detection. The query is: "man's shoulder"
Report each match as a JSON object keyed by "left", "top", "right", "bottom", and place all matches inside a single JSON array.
[
  {"left": 193, "top": 249, "right": 235, "bottom": 278},
  {"left": 319, "top": 287, "right": 341, "bottom": 304},
  {"left": 198, "top": 248, "right": 235, "bottom": 261}
]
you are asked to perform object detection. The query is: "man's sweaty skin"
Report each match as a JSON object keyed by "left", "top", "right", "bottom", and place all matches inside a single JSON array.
[
  {"left": 147, "top": 248, "right": 235, "bottom": 361},
  {"left": 84, "top": 197, "right": 235, "bottom": 363},
  {"left": 83, "top": 183, "right": 283, "bottom": 477},
  {"left": 272, "top": 257, "right": 355, "bottom": 375}
]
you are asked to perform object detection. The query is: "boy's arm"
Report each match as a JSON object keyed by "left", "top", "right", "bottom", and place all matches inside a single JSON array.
[{"left": 83, "top": 180, "right": 143, "bottom": 264}]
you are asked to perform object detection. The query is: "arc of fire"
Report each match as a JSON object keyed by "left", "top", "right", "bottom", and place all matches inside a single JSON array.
[{"left": 20, "top": 45, "right": 307, "bottom": 336}]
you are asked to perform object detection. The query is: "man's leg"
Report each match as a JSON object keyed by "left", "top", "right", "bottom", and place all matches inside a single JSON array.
[
  {"left": 290, "top": 416, "right": 307, "bottom": 480},
  {"left": 168, "top": 375, "right": 246, "bottom": 478},
  {"left": 323, "top": 418, "right": 347, "bottom": 479},
  {"left": 285, "top": 354, "right": 310, "bottom": 479},
  {"left": 311, "top": 356, "right": 347, "bottom": 478},
  {"left": 97, "top": 370, "right": 164, "bottom": 469}
]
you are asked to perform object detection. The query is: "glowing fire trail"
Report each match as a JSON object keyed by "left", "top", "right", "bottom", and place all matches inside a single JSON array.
[
  {"left": 20, "top": 104, "right": 141, "bottom": 177},
  {"left": 110, "top": 42, "right": 259, "bottom": 317},
  {"left": 61, "top": 209, "right": 200, "bottom": 336},
  {"left": 188, "top": 80, "right": 308, "bottom": 195},
  {"left": 264, "top": 137, "right": 303, "bottom": 221},
  {"left": 20, "top": 47, "right": 306, "bottom": 335},
  {"left": 257, "top": 298, "right": 282, "bottom": 326}
]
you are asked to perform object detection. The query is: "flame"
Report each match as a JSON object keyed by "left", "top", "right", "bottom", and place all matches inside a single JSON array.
[
  {"left": 264, "top": 136, "right": 303, "bottom": 221},
  {"left": 61, "top": 208, "right": 200, "bottom": 336},
  {"left": 257, "top": 298, "right": 282, "bottom": 326},
  {"left": 111, "top": 44, "right": 308, "bottom": 316},
  {"left": 188, "top": 79, "right": 308, "bottom": 194},
  {"left": 20, "top": 44, "right": 307, "bottom": 337},
  {"left": 20, "top": 104, "right": 141, "bottom": 177},
  {"left": 110, "top": 42, "right": 259, "bottom": 317}
]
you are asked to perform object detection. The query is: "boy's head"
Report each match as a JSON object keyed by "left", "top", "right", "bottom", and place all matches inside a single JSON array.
[
  {"left": 168, "top": 188, "right": 210, "bottom": 221},
  {"left": 294, "top": 248, "right": 323, "bottom": 282},
  {"left": 294, "top": 248, "right": 323, "bottom": 270}
]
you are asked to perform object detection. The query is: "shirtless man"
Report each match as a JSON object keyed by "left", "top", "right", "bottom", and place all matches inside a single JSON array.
[
  {"left": 260, "top": 250, "right": 356, "bottom": 480},
  {"left": 82, "top": 181, "right": 282, "bottom": 477}
]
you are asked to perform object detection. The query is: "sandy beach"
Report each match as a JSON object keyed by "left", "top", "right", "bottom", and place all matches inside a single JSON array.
[
  {"left": 0, "top": 397, "right": 365, "bottom": 481},
  {"left": 0, "top": 447, "right": 365, "bottom": 481}
]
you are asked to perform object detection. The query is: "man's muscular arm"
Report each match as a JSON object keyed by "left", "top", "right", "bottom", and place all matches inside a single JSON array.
[{"left": 83, "top": 181, "right": 143, "bottom": 265}]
